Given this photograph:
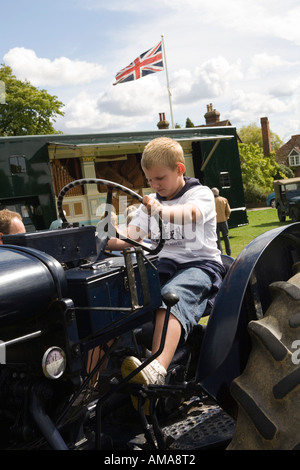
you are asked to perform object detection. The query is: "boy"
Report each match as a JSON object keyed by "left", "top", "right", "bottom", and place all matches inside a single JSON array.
[{"left": 107, "top": 137, "right": 225, "bottom": 390}]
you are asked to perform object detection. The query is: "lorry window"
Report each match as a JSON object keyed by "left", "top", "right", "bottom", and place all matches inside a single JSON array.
[
  {"left": 10, "top": 156, "right": 26, "bottom": 174},
  {"left": 219, "top": 171, "right": 231, "bottom": 189}
]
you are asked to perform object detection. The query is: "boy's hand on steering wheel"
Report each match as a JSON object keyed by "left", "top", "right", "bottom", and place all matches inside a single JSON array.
[{"left": 142, "top": 195, "right": 162, "bottom": 216}]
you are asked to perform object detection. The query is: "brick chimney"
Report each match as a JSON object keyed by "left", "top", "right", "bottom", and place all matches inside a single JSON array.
[
  {"left": 204, "top": 103, "right": 220, "bottom": 125},
  {"left": 260, "top": 117, "right": 272, "bottom": 156},
  {"left": 157, "top": 112, "right": 169, "bottom": 129}
]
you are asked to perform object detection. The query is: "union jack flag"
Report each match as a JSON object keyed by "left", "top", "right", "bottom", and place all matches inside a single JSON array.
[{"left": 113, "top": 42, "right": 164, "bottom": 85}]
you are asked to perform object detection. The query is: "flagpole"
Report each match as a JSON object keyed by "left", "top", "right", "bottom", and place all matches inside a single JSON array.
[{"left": 161, "top": 34, "right": 175, "bottom": 129}]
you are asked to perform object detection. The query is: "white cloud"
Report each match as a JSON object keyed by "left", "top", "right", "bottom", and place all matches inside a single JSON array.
[
  {"left": 230, "top": 90, "right": 288, "bottom": 123},
  {"left": 100, "top": 76, "right": 167, "bottom": 116},
  {"left": 248, "top": 53, "right": 299, "bottom": 79},
  {"left": 172, "top": 57, "right": 243, "bottom": 105},
  {"left": 89, "top": 0, "right": 300, "bottom": 46},
  {"left": 271, "top": 77, "right": 300, "bottom": 97},
  {"left": 62, "top": 78, "right": 167, "bottom": 132},
  {"left": 284, "top": 119, "right": 300, "bottom": 137},
  {"left": 3, "top": 47, "right": 106, "bottom": 87},
  {"left": 263, "top": 5, "right": 300, "bottom": 46},
  {"left": 3, "top": 1, "right": 300, "bottom": 141}
]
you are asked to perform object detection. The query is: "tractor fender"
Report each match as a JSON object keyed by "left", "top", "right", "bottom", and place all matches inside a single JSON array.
[{"left": 196, "top": 222, "right": 300, "bottom": 414}]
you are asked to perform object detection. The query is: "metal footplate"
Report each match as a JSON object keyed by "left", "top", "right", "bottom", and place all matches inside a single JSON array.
[{"left": 162, "top": 398, "right": 235, "bottom": 450}]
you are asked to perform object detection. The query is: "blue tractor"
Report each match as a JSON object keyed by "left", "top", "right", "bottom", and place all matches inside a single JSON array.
[{"left": 0, "top": 178, "right": 300, "bottom": 451}]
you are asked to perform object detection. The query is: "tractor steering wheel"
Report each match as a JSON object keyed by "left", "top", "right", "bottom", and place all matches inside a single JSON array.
[{"left": 56, "top": 178, "right": 165, "bottom": 256}]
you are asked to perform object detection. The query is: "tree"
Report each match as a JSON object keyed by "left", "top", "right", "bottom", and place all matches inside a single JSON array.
[
  {"left": 185, "top": 117, "right": 194, "bottom": 128},
  {"left": 238, "top": 143, "right": 286, "bottom": 202},
  {"left": 0, "top": 65, "right": 64, "bottom": 136},
  {"left": 238, "top": 122, "right": 283, "bottom": 151}
]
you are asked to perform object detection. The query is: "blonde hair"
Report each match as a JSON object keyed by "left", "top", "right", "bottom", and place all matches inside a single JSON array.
[
  {"left": 0, "top": 209, "right": 22, "bottom": 234},
  {"left": 141, "top": 137, "right": 185, "bottom": 171}
]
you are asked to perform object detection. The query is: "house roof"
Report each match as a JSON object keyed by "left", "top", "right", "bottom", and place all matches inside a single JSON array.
[
  {"left": 196, "top": 120, "right": 242, "bottom": 143},
  {"left": 197, "top": 119, "right": 232, "bottom": 128},
  {"left": 276, "top": 134, "right": 300, "bottom": 164},
  {"left": 289, "top": 147, "right": 300, "bottom": 155}
]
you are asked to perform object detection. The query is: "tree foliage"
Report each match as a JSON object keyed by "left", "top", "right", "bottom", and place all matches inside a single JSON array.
[
  {"left": 238, "top": 143, "right": 287, "bottom": 202},
  {"left": 237, "top": 123, "right": 291, "bottom": 202},
  {"left": 0, "top": 65, "right": 64, "bottom": 136},
  {"left": 238, "top": 122, "right": 283, "bottom": 151},
  {"left": 185, "top": 117, "right": 194, "bottom": 128}
]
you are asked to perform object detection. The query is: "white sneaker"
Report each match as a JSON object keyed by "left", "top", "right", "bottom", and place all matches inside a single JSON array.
[{"left": 121, "top": 356, "right": 167, "bottom": 413}]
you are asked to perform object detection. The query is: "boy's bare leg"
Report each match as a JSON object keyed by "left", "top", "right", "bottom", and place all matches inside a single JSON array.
[{"left": 151, "top": 309, "right": 182, "bottom": 370}]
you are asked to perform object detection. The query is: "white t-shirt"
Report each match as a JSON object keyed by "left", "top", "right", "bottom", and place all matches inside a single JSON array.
[{"left": 130, "top": 182, "right": 221, "bottom": 265}]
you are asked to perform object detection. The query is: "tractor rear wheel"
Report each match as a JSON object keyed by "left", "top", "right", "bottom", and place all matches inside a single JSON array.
[{"left": 228, "top": 263, "right": 300, "bottom": 450}]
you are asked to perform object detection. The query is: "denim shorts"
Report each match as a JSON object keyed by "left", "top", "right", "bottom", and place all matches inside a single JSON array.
[{"left": 160, "top": 267, "right": 212, "bottom": 341}]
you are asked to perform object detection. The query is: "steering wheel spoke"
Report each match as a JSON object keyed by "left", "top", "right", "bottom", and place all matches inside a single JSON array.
[{"left": 57, "top": 178, "right": 165, "bottom": 256}]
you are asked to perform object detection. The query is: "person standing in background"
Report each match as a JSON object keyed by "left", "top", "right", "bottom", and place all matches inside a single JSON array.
[
  {"left": 211, "top": 187, "right": 231, "bottom": 256},
  {"left": 49, "top": 210, "right": 66, "bottom": 230}
]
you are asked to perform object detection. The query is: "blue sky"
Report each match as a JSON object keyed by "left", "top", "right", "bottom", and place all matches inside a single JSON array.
[{"left": 1, "top": 0, "right": 300, "bottom": 142}]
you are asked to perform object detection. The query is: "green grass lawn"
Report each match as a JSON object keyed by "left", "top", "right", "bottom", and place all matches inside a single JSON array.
[
  {"left": 199, "top": 207, "right": 290, "bottom": 324},
  {"left": 228, "top": 207, "right": 289, "bottom": 258}
]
